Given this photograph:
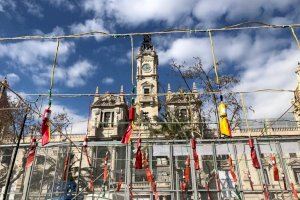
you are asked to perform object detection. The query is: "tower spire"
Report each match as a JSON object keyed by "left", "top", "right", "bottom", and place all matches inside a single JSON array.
[{"left": 93, "top": 86, "right": 99, "bottom": 103}]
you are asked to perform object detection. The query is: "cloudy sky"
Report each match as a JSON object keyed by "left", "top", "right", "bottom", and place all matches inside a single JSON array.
[{"left": 0, "top": 0, "right": 299, "bottom": 133}]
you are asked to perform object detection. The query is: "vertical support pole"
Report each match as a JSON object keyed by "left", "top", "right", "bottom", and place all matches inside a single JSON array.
[
  {"left": 175, "top": 156, "right": 180, "bottom": 200},
  {"left": 253, "top": 139, "right": 268, "bottom": 198},
  {"left": 212, "top": 142, "right": 221, "bottom": 200},
  {"left": 125, "top": 143, "right": 132, "bottom": 199},
  {"left": 233, "top": 143, "right": 244, "bottom": 200},
  {"left": 169, "top": 145, "right": 174, "bottom": 200},
  {"left": 2, "top": 113, "right": 27, "bottom": 200},
  {"left": 75, "top": 146, "right": 83, "bottom": 199},
  {"left": 275, "top": 141, "right": 293, "bottom": 199},
  {"left": 189, "top": 141, "right": 199, "bottom": 200},
  {"left": 50, "top": 146, "right": 61, "bottom": 199},
  {"left": 21, "top": 146, "right": 38, "bottom": 200}
]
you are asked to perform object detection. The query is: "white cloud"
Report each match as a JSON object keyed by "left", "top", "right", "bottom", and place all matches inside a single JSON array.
[
  {"left": 0, "top": 40, "right": 74, "bottom": 69},
  {"left": 65, "top": 60, "right": 96, "bottom": 87},
  {"left": 70, "top": 18, "right": 108, "bottom": 40},
  {"left": 102, "top": 77, "right": 114, "bottom": 85},
  {"left": 105, "top": 0, "right": 197, "bottom": 25},
  {"left": 192, "top": 0, "right": 300, "bottom": 26},
  {"left": 158, "top": 30, "right": 299, "bottom": 119}
]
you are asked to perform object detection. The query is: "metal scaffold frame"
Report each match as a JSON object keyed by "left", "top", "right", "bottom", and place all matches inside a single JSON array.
[{"left": 0, "top": 137, "right": 299, "bottom": 199}]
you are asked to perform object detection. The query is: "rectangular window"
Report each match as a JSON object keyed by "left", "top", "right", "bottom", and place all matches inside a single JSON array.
[
  {"left": 103, "top": 112, "right": 110, "bottom": 127},
  {"left": 290, "top": 153, "right": 297, "bottom": 158},
  {"left": 111, "top": 112, "right": 114, "bottom": 127},
  {"left": 180, "top": 109, "right": 188, "bottom": 119},
  {"left": 144, "top": 88, "right": 150, "bottom": 94},
  {"left": 293, "top": 168, "right": 300, "bottom": 184}
]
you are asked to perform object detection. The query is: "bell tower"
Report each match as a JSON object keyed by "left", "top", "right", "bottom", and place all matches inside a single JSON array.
[{"left": 135, "top": 35, "right": 159, "bottom": 121}]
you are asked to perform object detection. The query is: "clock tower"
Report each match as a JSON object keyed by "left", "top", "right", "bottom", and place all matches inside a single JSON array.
[{"left": 135, "top": 35, "right": 159, "bottom": 122}]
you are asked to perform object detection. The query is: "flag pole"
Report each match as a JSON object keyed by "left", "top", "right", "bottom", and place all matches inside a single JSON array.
[{"left": 2, "top": 113, "right": 28, "bottom": 200}]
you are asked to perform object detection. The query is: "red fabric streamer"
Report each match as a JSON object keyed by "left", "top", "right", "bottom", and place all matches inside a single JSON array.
[
  {"left": 263, "top": 184, "right": 270, "bottom": 200},
  {"left": 228, "top": 155, "right": 237, "bottom": 183},
  {"left": 41, "top": 108, "right": 51, "bottom": 146},
  {"left": 62, "top": 152, "right": 70, "bottom": 181},
  {"left": 121, "top": 123, "right": 132, "bottom": 144},
  {"left": 248, "top": 138, "right": 260, "bottom": 169},
  {"left": 88, "top": 180, "right": 94, "bottom": 191},
  {"left": 180, "top": 180, "right": 187, "bottom": 192},
  {"left": 270, "top": 155, "right": 279, "bottom": 181},
  {"left": 291, "top": 182, "right": 299, "bottom": 199},
  {"left": 184, "top": 156, "right": 190, "bottom": 183},
  {"left": 135, "top": 138, "right": 143, "bottom": 169},
  {"left": 25, "top": 138, "right": 37, "bottom": 169},
  {"left": 83, "top": 137, "right": 91, "bottom": 167},
  {"left": 145, "top": 167, "right": 154, "bottom": 183},
  {"left": 191, "top": 138, "right": 200, "bottom": 170},
  {"left": 143, "top": 152, "right": 149, "bottom": 168},
  {"left": 128, "top": 106, "right": 135, "bottom": 121},
  {"left": 103, "top": 152, "right": 109, "bottom": 182},
  {"left": 248, "top": 171, "right": 254, "bottom": 191},
  {"left": 205, "top": 183, "right": 212, "bottom": 200}
]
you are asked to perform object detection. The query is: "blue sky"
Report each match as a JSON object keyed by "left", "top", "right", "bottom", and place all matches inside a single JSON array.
[{"left": 0, "top": 0, "right": 299, "bottom": 133}]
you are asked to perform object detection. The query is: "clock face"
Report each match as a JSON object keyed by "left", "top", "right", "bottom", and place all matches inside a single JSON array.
[{"left": 142, "top": 63, "right": 152, "bottom": 73}]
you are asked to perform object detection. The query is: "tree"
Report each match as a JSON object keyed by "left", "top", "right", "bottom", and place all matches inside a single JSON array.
[{"left": 147, "top": 58, "right": 242, "bottom": 139}]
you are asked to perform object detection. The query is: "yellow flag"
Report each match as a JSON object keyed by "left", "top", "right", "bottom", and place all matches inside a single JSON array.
[{"left": 218, "top": 102, "right": 231, "bottom": 137}]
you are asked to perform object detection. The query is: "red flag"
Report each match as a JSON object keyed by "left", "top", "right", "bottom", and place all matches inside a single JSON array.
[
  {"left": 291, "top": 182, "right": 299, "bottom": 199},
  {"left": 151, "top": 182, "right": 159, "bottom": 200},
  {"left": 128, "top": 106, "right": 135, "bottom": 121},
  {"left": 135, "top": 138, "right": 143, "bottom": 169},
  {"left": 193, "top": 150, "right": 200, "bottom": 170},
  {"left": 228, "top": 155, "right": 237, "bottom": 183},
  {"left": 41, "top": 108, "right": 51, "bottom": 146},
  {"left": 121, "top": 123, "right": 132, "bottom": 144},
  {"left": 270, "top": 155, "right": 279, "bottom": 181},
  {"left": 25, "top": 138, "right": 36, "bottom": 169},
  {"left": 145, "top": 167, "right": 153, "bottom": 183},
  {"left": 250, "top": 148, "right": 260, "bottom": 169},
  {"left": 191, "top": 138, "right": 196, "bottom": 149},
  {"left": 180, "top": 180, "right": 187, "bottom": 192},
  {"left": 191, "top": 138, "right": 200, "bottom": 170},
  {"left": 184, "top": 156, "right": 190, "bottom": 183}
]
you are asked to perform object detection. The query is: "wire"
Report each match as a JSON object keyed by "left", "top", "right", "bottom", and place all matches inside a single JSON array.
[
  {"left": 4, "top": 88, "right": 294, "bottom": 98},
  {"left": 0, "top": 22, "right": 299, "bottom": 42}
]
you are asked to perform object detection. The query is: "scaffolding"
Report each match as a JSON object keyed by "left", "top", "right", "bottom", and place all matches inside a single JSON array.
[{"left": 0, "top": 137, "right": 299, "bottom": 199}]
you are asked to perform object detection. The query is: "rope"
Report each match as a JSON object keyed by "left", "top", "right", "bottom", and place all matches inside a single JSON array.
[
  {"left": 208, "top": 30, "right": 220, "bottom": 85},
  {"left": 0, "top": 22, "right": 299, "bottom": 42},
  {"left": 48, "top": 39, "right": 60, "bottom": 107},
  {"left": 290, "top": 26, "right": 300, "bottom": 49}
]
